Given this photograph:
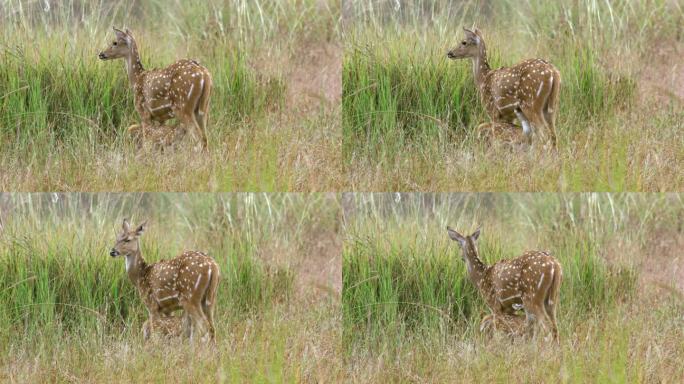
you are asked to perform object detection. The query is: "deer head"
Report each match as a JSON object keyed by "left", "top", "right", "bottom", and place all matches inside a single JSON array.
[
  {"left": 446, "top": 226, "right": 486, "bottom": 278},
  {"left": 447, "top": 28, "right": 484, "bottom": 60},
  {"left": 98, "top": 28, "right": 136, "bottom": 61},
  {"left": 110, "top": 218, "right": 146, "bottom": 258}
]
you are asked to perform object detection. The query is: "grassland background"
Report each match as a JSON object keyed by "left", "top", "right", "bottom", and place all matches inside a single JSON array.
[
  {"left": 0, "top": 193, "right": 344, "bottom": 382},
  {"left": 343, "top": 0, "right": 684, "bottom": 191},
  {"left": 342, "top": 193, "right": 684, "bottom": 382},
  {"left": 0, "top": 0, "right": 342, "bottom": 191}
]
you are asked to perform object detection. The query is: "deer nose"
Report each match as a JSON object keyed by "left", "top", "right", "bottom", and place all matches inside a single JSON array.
[
  {"left": 110, "top": 249, "right": 119, "bottom": 257},
  {"left": 98, "top": 52, "right": 107, "bottom": 60},
  {"left": 447, "top": 51, "right": 455, "bottom": 59}
]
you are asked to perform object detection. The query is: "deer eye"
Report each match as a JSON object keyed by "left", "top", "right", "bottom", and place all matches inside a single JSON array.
[
  {"left": 113, "top": 41, "right": 118, "bottom": 46},
  {"left": 461, "top": 41, "right": 467, "bottom": 45}
]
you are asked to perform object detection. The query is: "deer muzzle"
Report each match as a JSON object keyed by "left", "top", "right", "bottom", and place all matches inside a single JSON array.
[
  {"left": 98, "top": 52, "right": 108, "bottom": 60},
  {"left": 110, "top": 248, "right": 119, "bottom": 257}
]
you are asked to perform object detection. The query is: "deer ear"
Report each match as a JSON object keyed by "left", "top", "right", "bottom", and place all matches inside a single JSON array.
[
  {"left": 122, "top": 218, "right": 130, "bottom": 232},
  {"left": 113, "top": 27, "right": 126, "bottom": 38},
  {"left": 471, "top": 227, "right": 481, "bottom": 241},
  {"left": 447, "top": 226, "right": 466, "bottom": 246},
  {"left": 125, "top": 28, "right": 133, "bottom": 37},
  {"left": 473, "top": 28, "right": 483, "bottom": 37},
  {"left": 135, "top": 221, "right": 147, "bottom": 236}
]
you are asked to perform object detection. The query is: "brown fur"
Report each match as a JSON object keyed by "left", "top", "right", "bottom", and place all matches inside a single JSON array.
[
  {"left": 99, "top": 28, "right": 212, "bottom": 150},
  {"left": 447, "top": 226, "right": 562, "bottom": 343},
  {"left": 142, "top": 314, "right": 184, "bottom": 340},
  {"left": 480, "top": 313, "right": 527, "bottom": 339},
  {"left": 448, "top": 28, "right": 561, "bottom": 146},
  {"left": 127, "top": 123, "right": 186, "bottom": 149},
  {"left": 110, "top": 219, "right": 220, "bottom": 343}
]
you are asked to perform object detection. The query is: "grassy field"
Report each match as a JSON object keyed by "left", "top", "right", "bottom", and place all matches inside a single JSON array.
[
  {"left": 0, "top": 0, "right": 342, "bottom": 191},
  {"left": 343, "top": 0, "right": 684, "bottom": 191},
  {"left": 342, "top": 193, "right": 684, "bottom": 382},
  {"left": 0, "top": 193, "right": 343, "bottom": 382}
]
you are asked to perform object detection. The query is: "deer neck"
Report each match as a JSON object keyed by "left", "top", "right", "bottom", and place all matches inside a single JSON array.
[
  {"left": 471, "top": 44, "right": 491, "bottom": 92},
  {"left": 463, "top": 241, "right": 488, "bottom": 289},
  {"left": 125, "top": 43, "right": 145, "bottom": 88},
  {"left": 124, "top": 247, "right": 149, "bottom": 288}
]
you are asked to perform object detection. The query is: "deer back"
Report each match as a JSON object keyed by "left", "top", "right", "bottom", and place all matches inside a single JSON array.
[{"left": 484, "top": 59, "right": 557, "bottom": 112}]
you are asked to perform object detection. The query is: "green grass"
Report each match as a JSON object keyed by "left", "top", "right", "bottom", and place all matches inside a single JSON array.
[
  {"left": 343, "top": 0, "right": 684, "bottom": 191},
  {"left": 0, "top": 193, "right": 343, "bottom": 382},
  {"left": 0, "top": 0, "right": 341, "bottom": 191},
  {"left": 342, "top": 193, "right": 684, "bottom": 382}
]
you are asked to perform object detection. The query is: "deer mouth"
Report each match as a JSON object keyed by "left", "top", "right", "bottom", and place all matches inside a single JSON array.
[{"left": 447, "top": 52, "right": 458, "bottom": 59}]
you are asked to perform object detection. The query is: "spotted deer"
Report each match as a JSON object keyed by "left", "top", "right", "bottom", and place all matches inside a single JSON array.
[
  {"left": 142, "top": 314, "right": 184, "bottom": 340},
  {"left": 110, "top": 219, "right": 220, "bottom": 343},
  {"left": 447, "top": 28, "right": 561, "bottom": 146},
  {"left": 479, "top": 313, "right": 527, "bottom": 339},
  {"left": 127, "top": 123, "right": 186, "bottom": 150},
  {"left": 99, "top": 28, "right": 212, "bottom": 150},
  {"left": 446, "top": 227, "right": 562, "bottom": 343}
]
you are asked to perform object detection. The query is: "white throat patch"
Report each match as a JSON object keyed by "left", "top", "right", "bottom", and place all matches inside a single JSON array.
[{"left": 125, "top": 254, "right": 134, "bottom": 273}]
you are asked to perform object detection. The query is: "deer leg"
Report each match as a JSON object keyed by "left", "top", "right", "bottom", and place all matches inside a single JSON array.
[
  {"left": 201, "top": 301, "right": 216, "bottom": 342},
  {"left": 522, "top": 106, "right": 555, "bottom": 145},
  {"left": 194, "top": 110, "right": 209, "bottom": 151},
  {"left": 183, "top": 303, "right": 209, "bottom": 343},
  {"left": 182, "top": 312, "right": 192, "bottom": 339},
  {"left": 544, "top": 263, "right": 562, "bottom": 344},
  {"left": 513, "top": 108, "right": 534, "bottom": 144}
]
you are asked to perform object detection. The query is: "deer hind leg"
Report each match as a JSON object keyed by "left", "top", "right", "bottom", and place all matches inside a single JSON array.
[
  {"left": 525, "top": 270, "right": 557, "bottom": 342},
  {"left": 545, "top": 263, "right": 562, "bottom": 344},
  {"left": 183, "top": 303, "right": 210, "bottom": 343},
  {"left": 530, "top": 76, "right": 557, "bottom": 147},
  {"left": 519, "top": 105, "right": 551, "bottom": 146},
  {"left": 200, "top": 264, "right": 219, "bottom": 342},
  {"left": 194, "top": 71, "right": 212, "bottom": 151},
  {"left": 542, "top": 70, "right": 561, "bottom": 147}
]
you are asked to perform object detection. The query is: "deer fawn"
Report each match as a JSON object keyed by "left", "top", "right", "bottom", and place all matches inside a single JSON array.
[
  {"left": 127, "top": 123, "right": 186, "bottom": 150},
  {"left": 142, "top": 314, "right": 184, "bottom": 340},
  {"left": 446, "top": 227, "right": 562, "bottom": 343},
  {"left": 479, "top": 313, "right": 527, "bottom": 339},
  {"left": 110, "top": 219, "right": 220, "bottom": 343},
  {"left": 447, "top": 28, "right": 561, "bottom": 146},
  {"left": 99, "top": 28, "right": 212, "bottom": 150}
]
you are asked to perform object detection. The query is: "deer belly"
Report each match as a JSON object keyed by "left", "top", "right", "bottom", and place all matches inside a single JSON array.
[
  {"left": 146, "top": 99, "right": 175, "bottom": 121},
  {"left": 154, "top": 292, "right": 182, "bottom": 313}
]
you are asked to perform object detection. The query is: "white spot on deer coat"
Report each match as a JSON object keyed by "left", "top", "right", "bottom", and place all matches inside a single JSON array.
[{"left": 537, "top": 272, "right": 545, "bottom": 289}]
